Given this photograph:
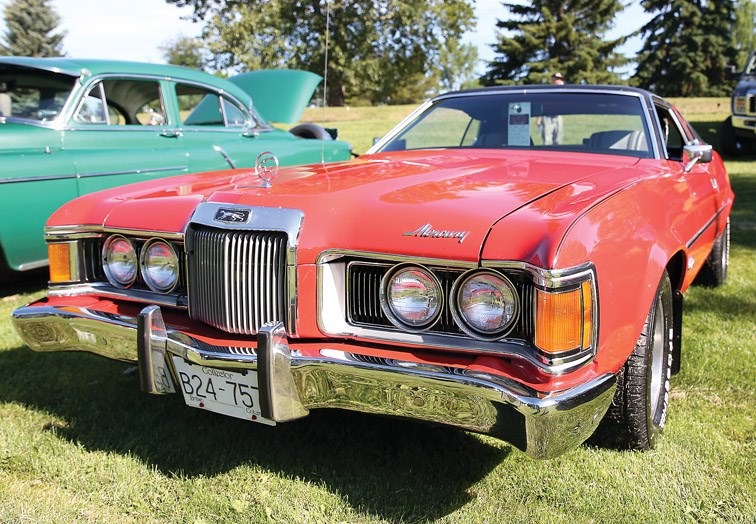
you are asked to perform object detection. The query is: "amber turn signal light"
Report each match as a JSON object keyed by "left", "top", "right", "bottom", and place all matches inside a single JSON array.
[
  {"left": 48, "top": 243, "right": 71, "bottom": 282},
  {"left": 535, "top": 281, "right": 593, "bottom": 354}
]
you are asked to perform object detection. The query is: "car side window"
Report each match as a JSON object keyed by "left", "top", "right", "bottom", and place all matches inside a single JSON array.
[
  {"left": 222, "top": 98, "right": 246, "bottom": 127},
  {"left": 176, "top": 83, "right": 247, "bottom": 128},
  {"left": 655, "top": 106, "right": 686, "bottom": 161},
  {"left": 74, "top": 84, "right": 108, "bottom": 124},
  {"left": 74, "top": 79, "right": 166, "bottom": 126}
]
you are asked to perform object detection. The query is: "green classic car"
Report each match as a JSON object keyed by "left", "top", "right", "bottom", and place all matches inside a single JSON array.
[{"left": 0, "top": 57, "right": 352, "bottom": 274}]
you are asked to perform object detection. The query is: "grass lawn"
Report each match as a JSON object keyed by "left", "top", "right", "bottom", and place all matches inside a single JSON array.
[{"left": 1, "top": 100, "right": 754, "bottom": 523}]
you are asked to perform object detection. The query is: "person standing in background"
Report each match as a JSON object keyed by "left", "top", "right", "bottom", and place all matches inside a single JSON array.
[{"left": 540, "top": 72, "right": 565, "bottom": 145}]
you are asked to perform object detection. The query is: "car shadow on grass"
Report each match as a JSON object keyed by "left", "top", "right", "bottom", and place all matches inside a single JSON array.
[
  {"left": 0, "top": 267, "right": 48, "bottom": 298},
  {"left": 0, "top": 345, "right": 509, "bottom": 521}
]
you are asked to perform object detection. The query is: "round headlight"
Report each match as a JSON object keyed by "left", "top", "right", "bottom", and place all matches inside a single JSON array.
[
  {"left": 140, "top": 240, "right": 179, "bottom": 292},
  {"left": 452, "top": 270, "right": 519, "bottom": 340},
  {"left": 102, "top": 235, "right": 137, "bottom": 287},
  {"left": 381, "top": 265, "right": 442, "bottom": 331}
]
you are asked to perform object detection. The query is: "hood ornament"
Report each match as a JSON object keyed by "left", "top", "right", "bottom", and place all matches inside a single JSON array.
[{"left": 254, "top": 151, "right": 279, "bottom": 188}]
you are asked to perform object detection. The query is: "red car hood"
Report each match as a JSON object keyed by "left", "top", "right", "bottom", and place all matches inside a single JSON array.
[{"left": 51, "top": 150, "right": 639, "bottom": 263}]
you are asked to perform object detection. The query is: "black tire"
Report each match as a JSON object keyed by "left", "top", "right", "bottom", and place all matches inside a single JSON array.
[
  {"left": 289, "top": 123, "right": 333, "bottom": 140},
  {"left": 719, "top": 117, "right": 743, "bottom": 157},
  {"left": 591, "top": 271, "right": 673, "bottom": 450},
  {"left": 695, "top": 218, "right": 730, "bottom": 287}
]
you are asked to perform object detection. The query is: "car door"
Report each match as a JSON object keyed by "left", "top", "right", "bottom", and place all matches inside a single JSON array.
[
  {"left": 655, "top": 102, "right": 719, "bottom": 271},
  {"left": 174, "top": 81, "right": 335, "bottom": 172},
  {"left": 0, "top": 66, "right": 78, "bottom": 271},
  {"left": 63, "top": 77, "right": 190, "bottom": 196},
  {"left": 172, "top": 81, "right": 265, "bottom": 172}
]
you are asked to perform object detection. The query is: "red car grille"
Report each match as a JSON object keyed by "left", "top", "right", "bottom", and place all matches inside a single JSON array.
[{"left": 188, "top": 227, "right": 287, "bottom": 335}]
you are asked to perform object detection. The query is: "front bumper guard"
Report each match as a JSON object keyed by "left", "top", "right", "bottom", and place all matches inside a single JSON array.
[{"left": 13, "top": 303, "right": 616, "bottom": 459}]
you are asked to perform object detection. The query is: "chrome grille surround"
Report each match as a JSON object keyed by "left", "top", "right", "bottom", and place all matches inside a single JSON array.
[{"left": 186, "top": 203, "right": 304, "bottom": 336}]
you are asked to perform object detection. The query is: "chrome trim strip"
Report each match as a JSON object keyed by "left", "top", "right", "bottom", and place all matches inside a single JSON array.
[
  {"left": 0, "top": 173, "right": 77, "bottom": 185},
  {"left": 17, "top": 258, "right": 51, "bottom": 271},
  {"left": 482, "top": 260, "right": 596, "bottom": 289},
  {"left": 48, "top": 283, "right": 187, "bottom": 309},
  {"left": 367, "top": 100, "right": 433, "bottom": 154},
  {"left": 686, "top": 208, "right": 724, "bottom": 249},
  {"left": 317, "top": 249, "right": 478, "bottom": 269},
  {"left": 12, "top": 303, "right": 617, "bottom": 459},
  {"left": 45, "top": 226, "right": 184, "bottom": 241},
  {"left": 76, "top": 165, "right": 188, "bottom": 179},
  {"left": 1, "top": 165, "right": 187, "bottom": 185},
  {"left": 212, "top": 145, "right": 237, "bottom": 169}
]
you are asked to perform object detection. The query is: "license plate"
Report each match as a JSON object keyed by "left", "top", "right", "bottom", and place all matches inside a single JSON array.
[{"left": 171, "top": 356, "right": 275, "bottom": 426}]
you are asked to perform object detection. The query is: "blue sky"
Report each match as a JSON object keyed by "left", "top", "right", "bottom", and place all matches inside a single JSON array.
[{"left": 0, "top": 0, "right": 650, "bottom": 76}]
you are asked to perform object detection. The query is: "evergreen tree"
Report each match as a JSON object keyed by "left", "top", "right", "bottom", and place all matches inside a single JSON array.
[
  {"left": 0, "top": 0, "right": 66, "bottom": 57},
  {"left": 633, "top": 0, "right": 738, "bottom": 96},
  {"left": 482, "top": 0, "right": 628, "bottom": 86}
]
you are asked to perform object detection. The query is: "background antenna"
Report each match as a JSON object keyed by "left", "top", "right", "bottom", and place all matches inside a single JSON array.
[{"left": 321, "top": 0, "right": 331, "bottom": 164}]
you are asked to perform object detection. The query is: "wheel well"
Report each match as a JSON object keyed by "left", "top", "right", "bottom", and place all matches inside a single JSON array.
[
  {"left": 666, "top": 251, "right": 685, "bottom": 291},
  {"left": 0, "top": 242, "right": 9, "bottom": 273},
  {"left": 666, "top": 252, "right": 685, "bottom": 376}
]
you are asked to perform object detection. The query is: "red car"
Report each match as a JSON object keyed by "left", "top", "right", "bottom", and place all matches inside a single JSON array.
[{"left": 13, "top": 85, "right": 733, "bottom": 458}]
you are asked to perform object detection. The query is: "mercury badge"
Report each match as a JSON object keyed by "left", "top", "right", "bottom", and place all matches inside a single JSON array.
[
  {"left": 254, "top": 151, "right": 279, "bottom": 188},
  {"left": 403, "top": 223, "right": 470, "bottom": 244}
]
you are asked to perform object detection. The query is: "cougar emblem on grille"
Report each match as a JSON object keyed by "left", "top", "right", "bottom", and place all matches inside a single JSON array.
[{"left": 214, "top": 208, "right": 251, "bottom": 223}]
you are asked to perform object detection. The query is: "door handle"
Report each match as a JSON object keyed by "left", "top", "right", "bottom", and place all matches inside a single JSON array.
[{"left": 159, "top": 130, "right": 183, "bottom": 138}]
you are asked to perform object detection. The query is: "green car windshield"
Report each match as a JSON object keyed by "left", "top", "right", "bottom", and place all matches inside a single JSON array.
[{"left": 0, "top": 66, "right": 75, "bottom": 123}]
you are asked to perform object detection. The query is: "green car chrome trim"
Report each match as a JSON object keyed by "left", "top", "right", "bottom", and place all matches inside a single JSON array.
[{"left": 0, "top": 174, "right": 77, "bottom": 184}]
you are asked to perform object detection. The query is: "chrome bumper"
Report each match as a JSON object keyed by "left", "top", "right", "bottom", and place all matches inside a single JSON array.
[
  {"left": 732, "top": 114, "right": 756, "bottom": 135},
  {"left": 12, "top": 303, "right": 616, "bottom": 459}
]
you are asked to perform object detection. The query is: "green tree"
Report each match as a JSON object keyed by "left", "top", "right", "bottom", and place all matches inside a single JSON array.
[
  {"left": 633, "top": 0, "right": 738, "bottom": 96},
  {"left": 165, "top": 0, "right": 475, "bottom": 106},
  {"left": 160, "top": 35, "right": 207, "bottom": 71},
  {"left": 0, "top": 0, "right": 65, "bottom": 57},
  {"left": 483, "top": 0, "right": 628, "bottom": 86},
  {"left": 437, "top": 38, "right": 479, "bottom": 92},
  {"left": 733, "top": 0, "right": 755, "bottom": 70}
]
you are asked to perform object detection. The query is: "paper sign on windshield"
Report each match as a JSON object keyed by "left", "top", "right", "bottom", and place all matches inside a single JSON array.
[{"left": 508, "top": 102, "right": 531, "bottom": 146}]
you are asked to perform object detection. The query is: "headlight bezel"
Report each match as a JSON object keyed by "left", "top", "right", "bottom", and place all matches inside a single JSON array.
[
  {"left": 102, "top": 234, "right": 138, "bottom": 288},
  {"left": 450, "top": 268, "right": 520, "bottom": 341},
  {"left": 379, "top": 263, "right": 444, "bottom": 332},
  {"left": 140, "top": 238, "right": 180, "bottom": 293}
]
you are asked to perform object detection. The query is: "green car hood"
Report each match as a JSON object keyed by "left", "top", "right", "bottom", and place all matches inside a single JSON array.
[{"left": 228, "top": 70, "right": 321, "bottom": 124}]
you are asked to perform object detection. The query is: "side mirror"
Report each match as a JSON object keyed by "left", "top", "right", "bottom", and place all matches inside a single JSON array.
[{"left": 683, "top": 143, "right": 713, "bottom": 172}]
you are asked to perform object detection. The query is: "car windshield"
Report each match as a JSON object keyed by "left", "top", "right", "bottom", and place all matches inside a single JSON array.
[
  {"left": 378, "top": 91, "right": 653, "bottom": 159},
  {"left": 744, "top": 52, "right": 756, "bottom": 76},
  {"left": 0, "top": 65, "right": 76, "bottom": 123}
]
